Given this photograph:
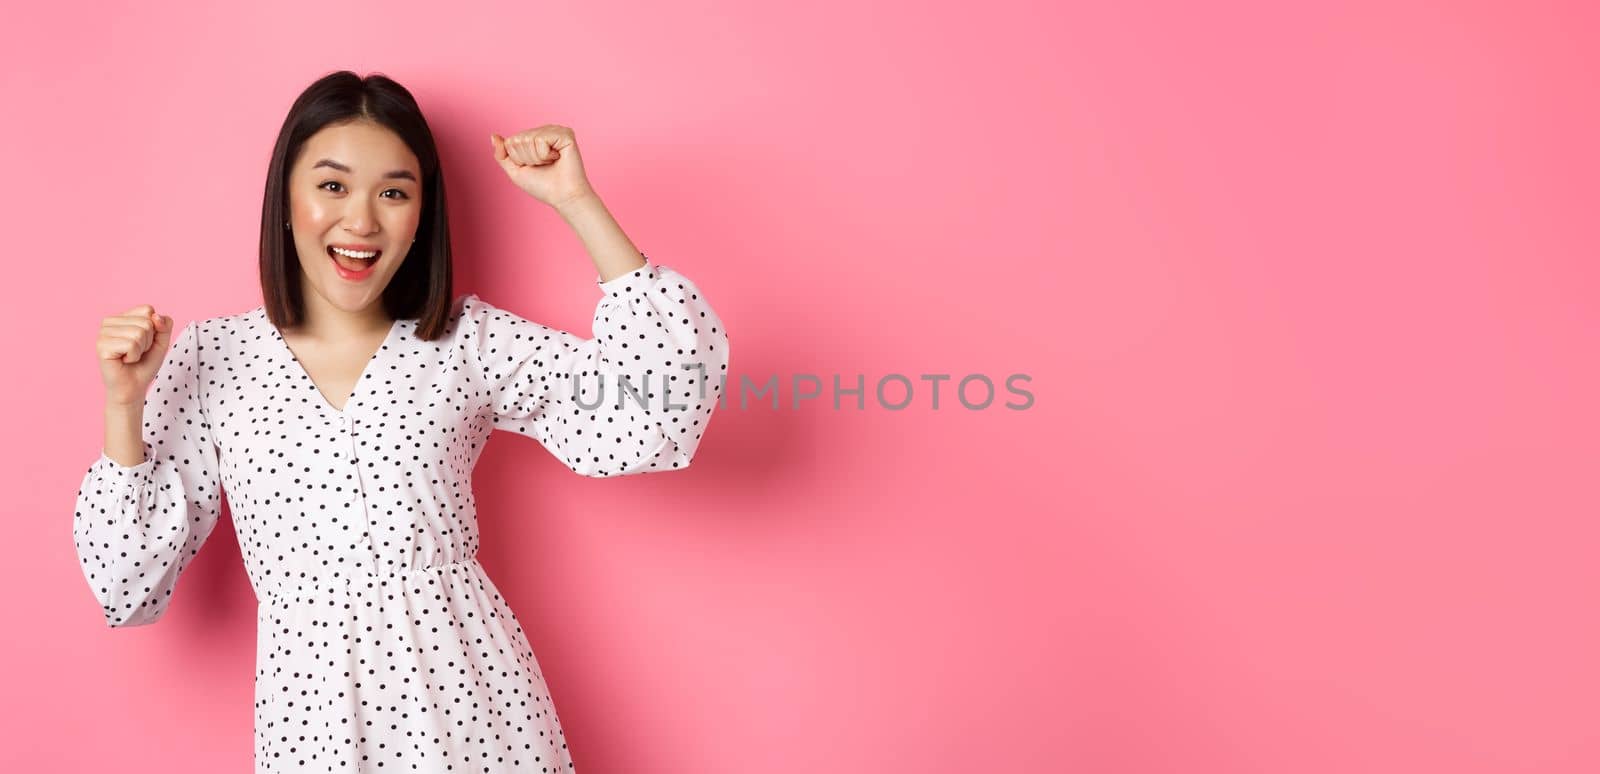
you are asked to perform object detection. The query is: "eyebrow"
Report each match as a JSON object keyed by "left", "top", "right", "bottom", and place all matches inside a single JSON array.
[{"left": 311, "top": 158, "right": 418, "bottom": 182}]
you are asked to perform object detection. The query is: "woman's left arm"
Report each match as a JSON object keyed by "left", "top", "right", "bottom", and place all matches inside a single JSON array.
[
  {"left": 491, "top": 125, "right": 646, "bottom": 282},
  {"left": 476, "top": 125, "right": 731, "bottom": 477}
]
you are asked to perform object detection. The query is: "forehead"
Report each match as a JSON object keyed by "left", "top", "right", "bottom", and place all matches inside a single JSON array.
[{"left": 295, "top": 120, "right": 419, "bottom": 174}]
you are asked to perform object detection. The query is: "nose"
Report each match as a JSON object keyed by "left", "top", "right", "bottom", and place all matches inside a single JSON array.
[{"left": 341, "top": 197, "right": 379, "bottom": 236}]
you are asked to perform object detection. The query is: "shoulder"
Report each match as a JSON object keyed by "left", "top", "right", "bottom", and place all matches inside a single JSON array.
[
  {"left": 449, "top": 292, "right": 488, "bottom": 328},
  {"left": 453, "top": 292, "right": 503, "bottom": 314},
  {"left": 185, "top": 307, "right": 259, "bottom": 344},
  {"left": 440, "top": 293, "right": 520, "bottom": 349},
  {"left": 167, "top": 307, "right": 271, "bottom": 367},
  {"left": 197, "top": 307, "right": 256, "bottom": 330},
  {"left": 451, "top": 292, "right": 514, "bottom": 329}
]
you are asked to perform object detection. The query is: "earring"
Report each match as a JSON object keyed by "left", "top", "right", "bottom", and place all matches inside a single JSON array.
[{"left": 283, "top": 221, "right": 290, "bottom": 229}]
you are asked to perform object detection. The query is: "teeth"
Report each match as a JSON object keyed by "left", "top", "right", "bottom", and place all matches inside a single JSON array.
[
  {"left": 331, "top": 246, "right": 379, "bottom": 259},
  {"left": 329, "top": 247, "right": 376, "bottom": 273}
]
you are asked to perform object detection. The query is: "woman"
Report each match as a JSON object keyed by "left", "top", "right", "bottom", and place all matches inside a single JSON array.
[{"left": 73, "top": 70, "right": 729, "bottom": 772}]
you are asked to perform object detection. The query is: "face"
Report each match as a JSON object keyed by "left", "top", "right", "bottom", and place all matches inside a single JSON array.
[{"left": 286, "top": 120, "right": 423, "bottom": 316}]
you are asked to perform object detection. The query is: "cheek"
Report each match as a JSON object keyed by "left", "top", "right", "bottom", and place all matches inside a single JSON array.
[
  {"left": 291, "top": 198, "right": 335, "bottom": 228},
  {"left": 288, "top": 203, "right": 331, "bottom": 267},
  {"left": 385, "top": 204, "right": 422, "bottom": 235}
]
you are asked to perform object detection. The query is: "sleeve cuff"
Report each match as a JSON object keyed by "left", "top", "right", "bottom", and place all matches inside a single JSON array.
[
  {"left": 595, "top": 258, "right": 658, "bottom": 297},
  {"left": 95, "top": 447, "right": 155, "bottom": 488}
]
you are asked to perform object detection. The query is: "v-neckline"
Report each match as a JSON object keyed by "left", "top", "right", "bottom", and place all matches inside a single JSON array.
[{"left": 262, "top": 307, "right": 401, "bottom": 417}]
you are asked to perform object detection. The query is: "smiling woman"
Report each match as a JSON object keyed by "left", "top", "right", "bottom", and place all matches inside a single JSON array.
[
  {"left": 284, "top": 121, "right": 423, "bottom": 316},
  {"left": 75, "top": 70, "right": 730, "bottom": 774}
]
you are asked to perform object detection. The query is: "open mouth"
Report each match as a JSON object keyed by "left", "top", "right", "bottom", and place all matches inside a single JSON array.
[{"left": 328, "top": 246, "right": 381, "bottom": 279}]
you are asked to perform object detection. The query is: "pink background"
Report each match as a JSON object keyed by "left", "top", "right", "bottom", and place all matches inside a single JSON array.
[{"left": 3, "top": 1, "right": 1597, "bottom": 771}]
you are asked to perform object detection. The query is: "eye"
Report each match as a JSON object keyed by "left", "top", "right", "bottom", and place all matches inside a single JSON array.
[
  {"left": 318, "top": 180, "right": 345, "bottom": 193},
  {"left": 381, "top": 189, "right": 410, "bottom": 200}
]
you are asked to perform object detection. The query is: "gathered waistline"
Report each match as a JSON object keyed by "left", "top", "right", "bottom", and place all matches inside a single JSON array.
[{"left": 258, "top": 555, "right": 482, "bottom": 608}]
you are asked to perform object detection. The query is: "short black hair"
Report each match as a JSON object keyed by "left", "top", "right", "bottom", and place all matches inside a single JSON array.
[{"left": 259, "top": 70, "right": 453, "bottom": 340}]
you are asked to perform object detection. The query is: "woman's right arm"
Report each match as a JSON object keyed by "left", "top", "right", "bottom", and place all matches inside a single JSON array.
[
  {"left": 74, "top": 309, "right": 225, "bottom": 627},
  {"left": 103, "top": 402, "right": 145, "bottom": 467},
  {"left": 101, "top": 305, "right": 168, "bottom": 466}
]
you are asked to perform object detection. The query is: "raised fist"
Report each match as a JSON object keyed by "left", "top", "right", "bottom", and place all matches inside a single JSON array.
[{"left": 97, "top": 305, "right": 173, "bottom": 406}]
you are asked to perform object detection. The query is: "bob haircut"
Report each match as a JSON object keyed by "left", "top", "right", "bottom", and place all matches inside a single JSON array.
[{"left": 259, "top": 70, "right": 453, "bottom": 340}]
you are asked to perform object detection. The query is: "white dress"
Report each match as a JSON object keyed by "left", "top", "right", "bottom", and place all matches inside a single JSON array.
[{"left": 72, "top": 260, "right": 728, "bottom": 773}]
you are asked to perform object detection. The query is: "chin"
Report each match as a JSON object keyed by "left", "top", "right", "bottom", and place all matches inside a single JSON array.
[{"left": 308, "top": 276, "right": 389, "bottom": 310}]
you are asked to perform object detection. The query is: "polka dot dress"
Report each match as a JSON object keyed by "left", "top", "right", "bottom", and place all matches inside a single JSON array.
[{"left": 72, "top": 261, "right": 728, "bottom": 772}]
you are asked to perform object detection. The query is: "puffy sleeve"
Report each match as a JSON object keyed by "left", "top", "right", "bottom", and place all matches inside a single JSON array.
[
  {"left": 72, "top": 320, "right": 224, "bottom": 628},
  {"left": 461, "top": 258, "right": 730, "bottom": 477}
]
